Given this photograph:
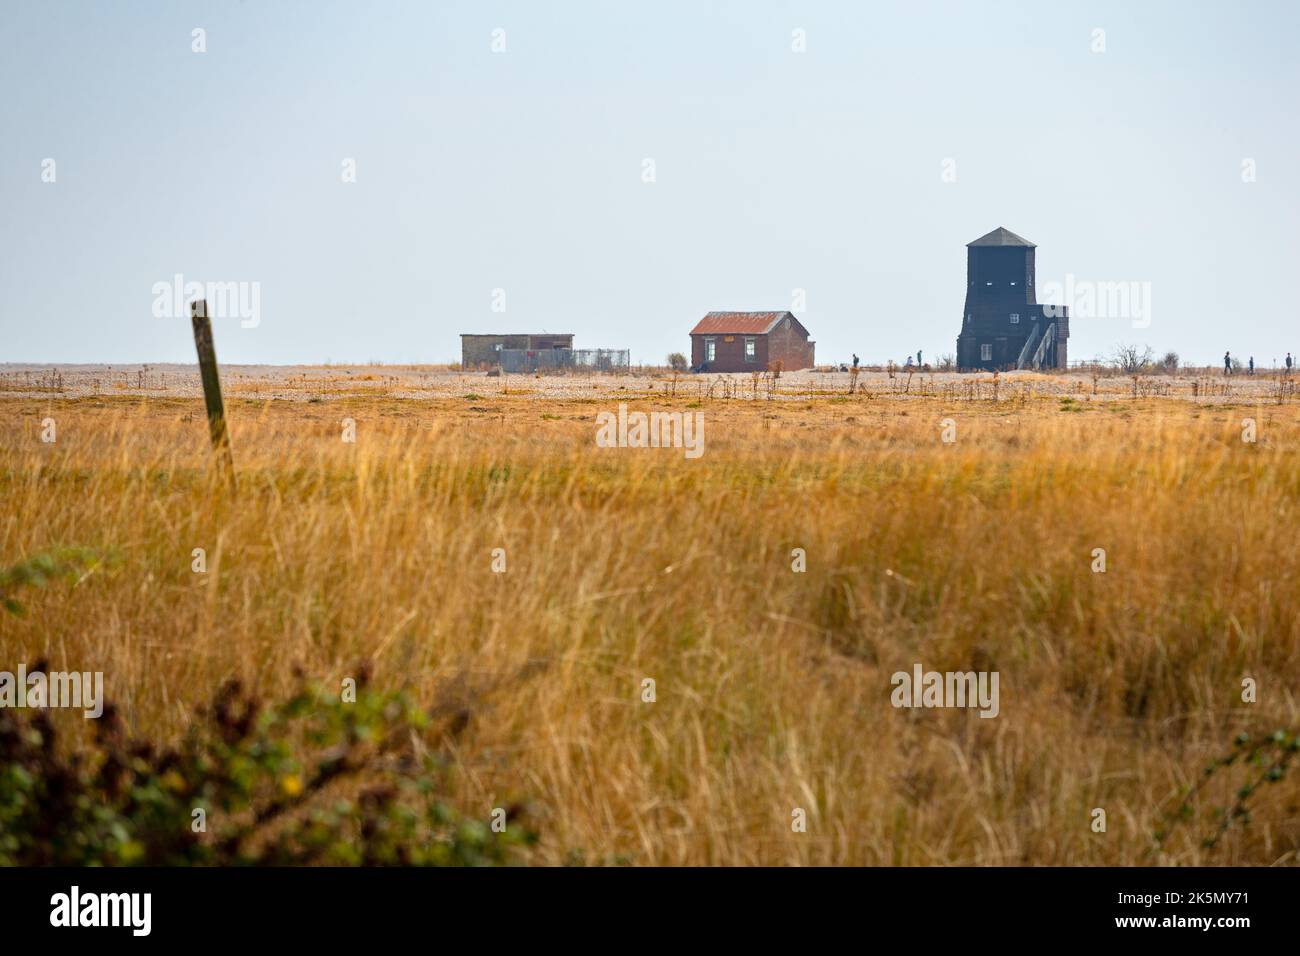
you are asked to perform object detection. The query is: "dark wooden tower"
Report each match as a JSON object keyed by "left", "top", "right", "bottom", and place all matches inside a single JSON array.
[{"left": 957, "top": 227, "right": 1069, "bottom": 371}]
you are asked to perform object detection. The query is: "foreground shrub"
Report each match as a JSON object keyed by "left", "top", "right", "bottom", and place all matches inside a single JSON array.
[
  {"left": 1156, "top": 727, "right": 1300, "bottom": 853},
  {"left": 0, "top": 547, "right": 110, "bottom": 617},
  {"left": 0, "top": 666, "right": 536, "bottom": 866}
]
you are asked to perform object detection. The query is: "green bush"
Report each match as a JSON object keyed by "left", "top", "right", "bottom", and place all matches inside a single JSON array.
[
  {"left": 0, "top": 666, "right": 536, "bottom": 866},
  {"left": 1155, "top": 727, "right": 1300, "bottom": 852},
  {"left": 0, "top": 547, "right": 109, "bottom": 617},
  {"left": 1, "top": 548, "right": 537, "bottom": 865}
]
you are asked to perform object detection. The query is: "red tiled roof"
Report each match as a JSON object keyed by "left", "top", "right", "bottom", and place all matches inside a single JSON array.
[{"left": 689, "top": 311, "right": 790, "bottom": 335}]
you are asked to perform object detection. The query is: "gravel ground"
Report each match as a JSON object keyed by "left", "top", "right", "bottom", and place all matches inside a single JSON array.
[{"left": 0, "top": 363, "right": 1290, "bottom": 403}]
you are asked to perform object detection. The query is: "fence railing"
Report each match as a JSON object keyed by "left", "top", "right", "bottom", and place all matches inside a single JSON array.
[{"left": 499, "top": 348, "right": 630, "bottom": 373}]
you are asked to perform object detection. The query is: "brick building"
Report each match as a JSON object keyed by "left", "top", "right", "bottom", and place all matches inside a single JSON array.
[
  {"left": 460, "top": 333, "right": 573, "bottom": 369},
  {"left": 956, "top": 227, "right": 1069, "bottom": 371},
  {"left": 688, "top": 312, "right": 815, "bottom": 373}
]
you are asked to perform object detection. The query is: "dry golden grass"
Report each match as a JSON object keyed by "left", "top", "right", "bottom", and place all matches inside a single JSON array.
[{"left": 3, "top": 390, "right": 1299, "bottom": 865}]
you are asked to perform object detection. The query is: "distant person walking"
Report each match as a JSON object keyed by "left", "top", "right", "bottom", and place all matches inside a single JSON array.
[
  {"left": 852, "top": 353, "right": 860, "bottom": 369},
  {"left": 1224, "top": 351, "right": 1232, "bottom": 376},
  {"left": 917, "top": 350, "right": 923, "bottom": 366},
  {"left": 1287, "top": 352, "right": 1293, "bottom": 373},
  {"left": 1248, "top": 356, "right": 1255, "bottom": 375}
]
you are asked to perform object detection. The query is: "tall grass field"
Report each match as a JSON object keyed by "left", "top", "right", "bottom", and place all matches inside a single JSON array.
[{"left": 3, "top": 387, "right": 1298, "bottom": 865}]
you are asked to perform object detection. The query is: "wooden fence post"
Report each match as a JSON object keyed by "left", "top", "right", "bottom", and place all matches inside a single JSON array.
[{"left": 190, "top": 300, "right": 236, "bottom": 490}]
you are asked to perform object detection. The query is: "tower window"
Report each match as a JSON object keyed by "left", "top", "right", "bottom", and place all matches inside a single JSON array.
[
  {"left": 980, "top": 344, "right": 993, "bottom": 361},
  {"left": 1010, "top": 313, "right": 1020, "bottom": 324}
]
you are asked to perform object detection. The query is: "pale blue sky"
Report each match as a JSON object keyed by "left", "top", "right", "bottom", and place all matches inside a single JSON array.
[{"left": 1, "top": 1, "right": 1297, "bottom": 366}]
